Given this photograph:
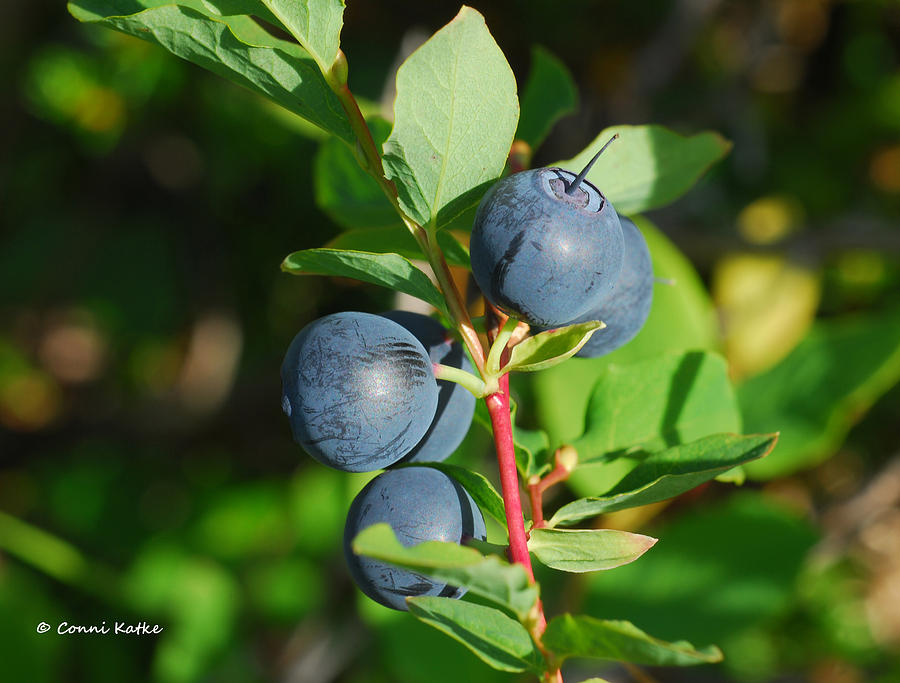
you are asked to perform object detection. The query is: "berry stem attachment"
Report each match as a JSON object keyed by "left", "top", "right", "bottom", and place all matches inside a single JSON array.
[
  {"left": 432, "top": 363, "right": 492, "bottom": 398},
  {"left": 527, "top": 446, "right": 578, "bottom": 530},
  {"left": 565, "top": 133, "right": 619, "bottom": 196},
  {"left": 486, "top": 317, "right": 518, "bottom": 375}
]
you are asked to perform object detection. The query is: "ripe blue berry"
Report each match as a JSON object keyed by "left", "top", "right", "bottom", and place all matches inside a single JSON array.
[
  {"left": 381, "top": 311, "right": 475, "bottom": 463},
  {"left": 470, "top": 141, "right": 625, "bottom": 328},
  {"left": 344, "top": 467, "right": 486, "bottom": 610},
  {"left": 281, "top": 312, "right": 439, "bottom": 472},
  {"left": 573, "top": 216, "right": 653, "bottom": 358}
]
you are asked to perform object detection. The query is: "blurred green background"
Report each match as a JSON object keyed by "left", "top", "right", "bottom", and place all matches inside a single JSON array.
[{"left": 2, "top": 1, "right": 900, "bottom": 681}]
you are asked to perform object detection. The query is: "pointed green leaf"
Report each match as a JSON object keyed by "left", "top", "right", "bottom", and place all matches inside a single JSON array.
[
  {"left": 741, "top": 310, "right": 900, "bottom": 479},
  {"left": 402, "top": 463, "right": 506, "bottom": 530},
  {"left": 326, "top": 227, "right": 470, "bottom": 268},
  {"left": 407, "top": 597, "right": 544, "bottom": 673},
  {"left": 382, "top": 7, "right": 518, "bottom": 227},
  {"left": 549, "top": 434, "right": 778, "bottom": 526},
  {"left": 506, "top": 322, "right": 604, "bottom": 373},
  {"left": 516, "top": 45, "right": 577, "bottom": 149},
  {"left": 528, "top": 528, "right": 657, "bottom": 573},
  {"left": 351, "top": 524, "right": 538, "bottom": 619},
  {"left": 260, "top": 0, "right": 344, "bottom": 71},
  {"left": 314, "top": 117, "right": 399, "bottom": 230},
  {"left": 543, "top": 614, "right": 722, "bottom": 667},
  {"left": 280, "top": 249, "right": 448, "bottom": 316},
  {"left": 68, "top": 1, "right": 353, "bottom": 142},
  {"left": 573, "top": 350, "right": 741, "bottom": 461},
  {"left": 557, "top": 125, "right": 731, "bottom": 214}
]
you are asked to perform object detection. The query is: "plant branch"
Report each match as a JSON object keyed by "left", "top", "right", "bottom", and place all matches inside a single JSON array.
[
  {"left": 484, "top": 374, "right": 532, "bottom": 578},
  {"left": 327, "top": 57, "right": 558, "bottom": 679},
  {"left": 484, "top": 370, "right": 554, "bottom": 661}
]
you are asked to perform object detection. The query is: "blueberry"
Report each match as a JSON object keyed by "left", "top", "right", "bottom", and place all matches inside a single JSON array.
[
  {"left": 281, "top": 312, "right": 439, "bottom": 472},
  {"left": 573, "top": 216, "right": 653, "bottom": 358},
  {"left": 381, "top": 311, "right": 475, "bottom": 463},
  {"left": 343, "top": 467, "right": 486, "bottom": 610},
  {"left": 470, "top": 166, "right": 624, "bottom": 328}
]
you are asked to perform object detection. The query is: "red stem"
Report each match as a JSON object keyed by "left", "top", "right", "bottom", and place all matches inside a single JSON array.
[
  {"left": 528, "top": 484, "right": 545, "bottom": 530},
  {"left": 484, "top": 375, "right": 533, "bottom": 582},
  {"left": 484, "top": 373, "right": 550, "bottom": 645}
]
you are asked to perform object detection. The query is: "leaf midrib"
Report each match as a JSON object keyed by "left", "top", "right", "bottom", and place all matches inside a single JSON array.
[{"left": 427, "top": 22, "right": 463, "bottom": 230}]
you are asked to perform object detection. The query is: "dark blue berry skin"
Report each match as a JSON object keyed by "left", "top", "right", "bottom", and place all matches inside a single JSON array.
[
  {"left": 470, "top": 168, "right": 625, "bottom": 328},
  {"left": 381, "top": 311, "right": 475, "bottom": 463},
  {"left": 573, "top": 216, "right": 653, "bottom": 358},
  {"left": 281, "top": 312, "right": 439, "bottom": 472},
  {"left": 343, "top": 467, "right": 486, "bottom": 611}
]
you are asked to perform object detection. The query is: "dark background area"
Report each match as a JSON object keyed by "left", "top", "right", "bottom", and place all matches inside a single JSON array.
[{"left": 1, "top": 1, "right": 900, "bottom": 682}]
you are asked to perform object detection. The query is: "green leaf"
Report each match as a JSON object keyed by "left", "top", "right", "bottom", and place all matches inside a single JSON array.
[
  {"left": 514, "top": 424, "right": 551, "bottom": 479},
  {"left": 365, "top": 600, "right": 518, "bottom": 683},
  {"left": 68, "top": 0, "right": 283, "bottom": 26},
  {"left": 557, "top": 125, "right": 731, "bottom": 214},
  {"left": 280, "top": 248, "right": 448, "bottom": 316},
  {"left": 516, "top": 45, "right": 578, "bottom": 149},
  {"left": 326, "top": 227, "right": 470, "bottom": 268},
  {"left": 549, "top": 434, "right": 778, "bottom": 526},
  {"left": 68, "top": 1, "right": 353, "bottom": 142},
  {"left": 351, "top": 524, "right": 538, "bottom": 620},
  {"left": 543, "top": 614, "right": 722, "bottom": 667},
  {"left": 583, "top": 492, "right": 818, "bottom": 646},
  {"left": 740, "top": 310, "right": 900, "bottom": 479},
  {"left": 314, "top": 117, "right": 399, "bottom": 230},
  {"left": 407, "top": 597, "right": 544, "bottom": 673},
  {"left": 506, "top": 321, "right": 604, "bottom": 373},
  {"left": 528, "top": 528, "right": 657, "bottom": 573},
  {"left": 260, "top": 0, "right": 344, "bottom": 71},
  {"left": 382, "top": 7, "right": 518, "bottom": 228},
  {"left": 530, "top": 216, "right": 720, "bottom": 451},
  {"left": 402, "top": 462, "right": 507, "bottom": 530},
  {"left": 573, "top": 350, "right": 741, "bottom": 460}
]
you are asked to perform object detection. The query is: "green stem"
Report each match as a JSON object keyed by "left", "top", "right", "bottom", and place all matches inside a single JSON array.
[
  {"left": 433, "top": 363, "right": 489, "bottom": 397},
  {"left": 421, "top": 230, "right": 486, "bottom": 375},
  {"left": 486, "top": 317, "right": 518, "bottom": 375}
]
